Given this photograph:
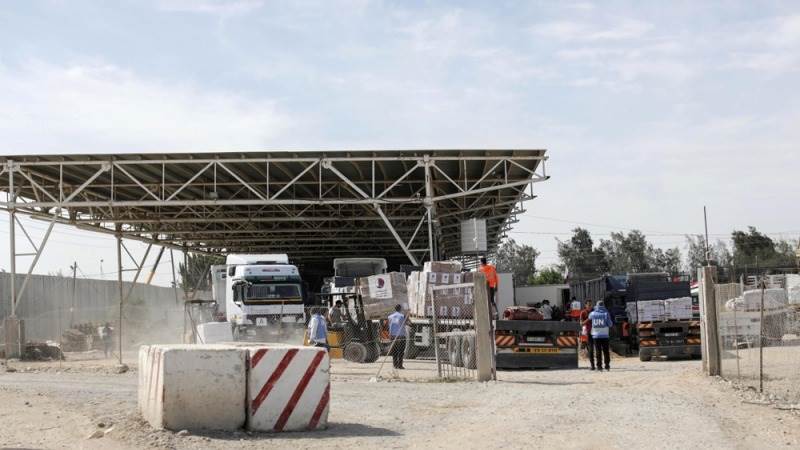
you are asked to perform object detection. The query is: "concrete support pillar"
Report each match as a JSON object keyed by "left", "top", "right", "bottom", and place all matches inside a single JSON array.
[
  {"left": 699, "top": 266, "right": 720, "bottom": 376},
  {"left": 472, "top": 272, "right": 494, "bottom": 382}
]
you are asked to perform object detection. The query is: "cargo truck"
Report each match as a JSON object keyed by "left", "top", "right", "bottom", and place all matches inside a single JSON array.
[{"left": 225, "top": 254, "right": 306, "bottom": 341}]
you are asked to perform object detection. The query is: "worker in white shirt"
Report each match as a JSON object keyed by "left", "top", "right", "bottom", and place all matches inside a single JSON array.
[
  {"left": 540, "top": 299, "right": 553, "bottom": 320},
  {"left": 307, "top": 307, "right": 328, "bottom": 349}
]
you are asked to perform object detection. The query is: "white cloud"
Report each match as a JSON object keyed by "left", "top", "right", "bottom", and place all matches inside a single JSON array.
[
  {"left": 0, "top": 62, "right": 292, "bottom": 154},
  {"left": 533, "top": 18, "right": 652, "bottom": 42},
  {"left": 155, "top": 0, "right": 264, "bottom": 15}
]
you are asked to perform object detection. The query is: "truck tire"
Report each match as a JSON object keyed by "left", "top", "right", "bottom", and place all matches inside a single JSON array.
[
  {"left": 448, "top": 336, "right": 463, "bottom": 367},
  {"left": 365, "top": 342, "right": 380, "bottom": 363},
  {"left": 344, "top": 342, "right": 368, "bottom": 363},
  {"left": 462, "top": 335, "right": 477, "bottom": 369},
  {"left": 639, "top": 351, "right": 652, "bottom": 362}
]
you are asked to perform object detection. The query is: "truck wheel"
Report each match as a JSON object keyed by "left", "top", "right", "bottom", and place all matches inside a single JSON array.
[
  {"left": 639, "top": 351, "right": 652, "bottom": 362},
  {"left": 461, "top": 335, "right": 477, "bottom": 369},
  {"left": 344, "top": 342, "right": 368, "bottom": 363},
  {"left": 364, "top": 342, "right": 380, "bottom": 363},
  {"left": 448, "top": 336, "right": 463, "bottom": 367}
]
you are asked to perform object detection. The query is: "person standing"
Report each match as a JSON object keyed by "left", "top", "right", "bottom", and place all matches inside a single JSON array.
[
  {"left": 478, "top": 257, "right": 499, "bottom": 316},
  {"left": 388, "top": 305, "right": 408, "bottom": 369},
  {"left": 327, "top": 300, "right": 345, "bottom": 329},
  {"left": 588, "top": 300, "right": 614, "bottom": 371},
  {"left": 307, "top": 308, "right": 329, "bottom": 349},
  {"left": 101, "top": 322, "right": 113, "bottom": 359},
  {"left": 540, "top": 300, "right": 553, "bottom": 320},
  {"left": 579, "top": 300, "right": 594, "bottom": 369}
]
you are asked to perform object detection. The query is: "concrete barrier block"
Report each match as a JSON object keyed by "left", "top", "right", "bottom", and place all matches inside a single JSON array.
[
  {"left": 243, "top": 345, "right": 330, "bottom": 432},
  {"left": 196, "top": 322, "right": 234, "bottom": 344},
  {"left": 138, "top": 344, "right": 247, "bottom": 431}
]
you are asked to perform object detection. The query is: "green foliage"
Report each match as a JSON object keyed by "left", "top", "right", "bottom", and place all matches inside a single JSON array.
[
  {"left": 557, "top": 228, "right": 608, "bottom": 278},
  {"left": 495, "top": 238, "right": 539, "bottom": 284},
  {"left": 179, "top": 253, "right": 225, "bottom": 291},
  {"left": 528, "top": 266, "right": 565, "bottom": 285},
  {"left": 731, "top": 226, "right": 797, "bottom": 269}
]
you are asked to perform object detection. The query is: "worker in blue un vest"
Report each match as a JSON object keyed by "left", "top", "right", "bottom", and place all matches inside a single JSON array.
[
  {"left": 388, "top": 304, "right": 408, "bottom": 369},
  {"left": 307, "top": 307, "right": 329, "bottom": 349},
  {"left": 586, "top": 300, "right": 614, "bottom": 371}
]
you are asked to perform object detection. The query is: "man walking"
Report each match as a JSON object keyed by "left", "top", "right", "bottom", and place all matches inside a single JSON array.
[
  {"left": 588, "top": 300, "right": 614, "bottom": 371},
  {"left": 307, "top": 307, "right": 328, "bottom": 349},
  {"left": 478, "top": 257, "right": 499, "bottom": 317},
  {"left": 101, "top": 322, "right": 113, "bottom": 359},
  {"left": 388, "top": 304, "right": 408, "bottom": 369},
  {"left": 579, "top": 300, "right": 594, "bottom": 369}
]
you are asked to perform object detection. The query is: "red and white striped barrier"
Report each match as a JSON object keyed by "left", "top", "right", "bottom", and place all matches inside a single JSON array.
[{"left": 246, "top": 346, "right": 330, "bottom": 432}]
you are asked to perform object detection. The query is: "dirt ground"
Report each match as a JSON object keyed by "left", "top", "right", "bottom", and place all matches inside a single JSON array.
[{"left": 1, "top": 350, "right": 800, "bottom": 449}]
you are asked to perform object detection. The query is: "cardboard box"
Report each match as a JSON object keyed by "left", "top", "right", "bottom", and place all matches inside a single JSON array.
[
  {"left": 636, "top": 300, "right": 666, "bottom": 322},
  {"left": 357, "top": 272, "right": 409, "bottom": 319},
  {"left": 408, "top": 271, "right": 475, "bottom": 318},
  {"left": 423, "top": 261, "right": 463, "bottom": 273},
  {"left": 664, "top": 297, "right": 693, "bottom": 320}
]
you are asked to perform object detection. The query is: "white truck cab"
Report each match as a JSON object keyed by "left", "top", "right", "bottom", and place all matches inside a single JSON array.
[{"left": 225, "top": 254, "right": 305, "bottom": 330}]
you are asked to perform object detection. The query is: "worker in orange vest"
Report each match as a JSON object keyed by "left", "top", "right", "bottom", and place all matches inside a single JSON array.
[{"left": 479, "top": 257, "right": 499, "bottom": 317}]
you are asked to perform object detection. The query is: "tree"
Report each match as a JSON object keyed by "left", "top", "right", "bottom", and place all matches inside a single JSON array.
[
  {"left": 495, "top": 238, "right": 539, "bottom": 285},
  {"left": 731, "top": 227, "right": 795, "bottom": 269},
  {"left": 684, "top": 234, "right": 707, "bottom": 272},
  {"left": 731, "top": 226, "right": 776, "bottom": 267},
  {"left": 650, "top": 247, "right": 682, "bottom": 275},
  {"left": 598, "top": 230, "right": 653, "bottom": 273},
  {"left": 557, "top": 228, "right": 609, "bottom": 279},
  {"left": 179, "top": 253, "right": 225, "bottom": 291},
  {"left": 529, "top": 266, "right": 565, "bottom": 285}
]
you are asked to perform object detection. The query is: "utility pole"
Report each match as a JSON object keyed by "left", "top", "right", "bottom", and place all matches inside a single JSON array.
[
  {"left": 70, "top": 262, "right": 77, "bottom": 328},
  {"left": 703, "top": 206, "right": 710, "bottom": 265}
]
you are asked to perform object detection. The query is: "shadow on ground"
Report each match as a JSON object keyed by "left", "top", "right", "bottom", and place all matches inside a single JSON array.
[{"left": 193, "top": 422, "right": 400, "bottom": 441}]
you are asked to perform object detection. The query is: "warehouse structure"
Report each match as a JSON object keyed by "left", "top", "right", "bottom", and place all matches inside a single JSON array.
[{"left": 0, "top": 149, "right": 547, "bottom": 357}]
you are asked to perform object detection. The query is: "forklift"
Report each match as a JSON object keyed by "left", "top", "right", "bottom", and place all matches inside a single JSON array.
[{"left": 317, "top": 291, "right": 382, "bottom": 363}]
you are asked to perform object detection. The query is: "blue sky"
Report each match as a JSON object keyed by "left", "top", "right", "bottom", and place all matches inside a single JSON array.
[{"left": 1, "top": 0, "right": 799, "bottom": 283}]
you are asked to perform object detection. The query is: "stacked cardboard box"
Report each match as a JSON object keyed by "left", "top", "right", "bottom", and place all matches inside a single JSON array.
[
  {"left": 357, "top": 272, "right": 409, "bottom": 320},
  {"left": 664, "top": 297, "right": 693, "bottom": 320},
  {"left": 408, "top": 271, "right": 475, "bottom": 318},
  {"left": 422, "top": 261, "right": 463, "bottom": 273},
  {"left": 636, "top": 300, "right": 666, "bottom": 322}
]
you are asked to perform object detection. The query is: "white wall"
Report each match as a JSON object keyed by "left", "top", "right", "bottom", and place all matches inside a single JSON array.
[{"left": 514, "top": 284, "right": 570, "bottom": 309}]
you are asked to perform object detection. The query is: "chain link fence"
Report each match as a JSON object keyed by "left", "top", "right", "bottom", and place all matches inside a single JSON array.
[
  {"left": 429, "top": 282, "right": 479, "bottom": 380},
  {"left": 715, "top": 273, "right": 800, "bottom": 403}
]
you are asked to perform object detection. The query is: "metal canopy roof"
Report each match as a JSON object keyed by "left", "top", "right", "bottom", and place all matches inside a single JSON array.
[{"left": 0, "top": 150, "right": 547, "bottom": 267}]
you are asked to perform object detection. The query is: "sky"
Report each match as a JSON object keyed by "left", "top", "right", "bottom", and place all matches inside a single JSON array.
[{"left": 0, "top": 0, "right": 799, "bottom": 285}]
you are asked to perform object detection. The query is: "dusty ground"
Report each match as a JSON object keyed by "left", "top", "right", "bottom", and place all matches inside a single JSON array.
[{"left": 1, "top": 350, "right": 799, "bottom": 449}]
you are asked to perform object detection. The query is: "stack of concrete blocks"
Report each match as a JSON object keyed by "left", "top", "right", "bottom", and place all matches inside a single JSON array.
[
  {"left": 664, "top": 297, "right": 693, "bottom": 320},
  {"left": 139, "top": 344, "right": 329, "bottom": 432},
  {"left": 356, "top": 272, "right": 409, "bottom": 320},
  {"left": 408, "top": 269, "right": 474, "bottom": 319},
  {"left": 196, "top": 322, "right": 234, "bottom": 344},
  {"left": 725, "top": 288, "right": 788, "bottom": 312}
]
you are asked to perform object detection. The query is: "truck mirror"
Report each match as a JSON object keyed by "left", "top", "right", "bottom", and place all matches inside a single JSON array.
[{"left": 228, "top": 266, "right": 236, "bottom": 277}]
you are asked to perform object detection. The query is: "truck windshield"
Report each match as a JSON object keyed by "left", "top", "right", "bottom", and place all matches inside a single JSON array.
[{"left": 244, "top": 283, "right": 302, "bottom": 301}]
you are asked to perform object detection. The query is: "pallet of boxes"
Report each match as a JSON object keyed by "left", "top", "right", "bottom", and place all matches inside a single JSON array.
[
  {"left": 627, "top": 297, "right": 701, "bottom": 361},
  {"left": 406, "top": 262, "right": 479, "bottom": 368},
  {"left": 352, "top": 271, "right": 409, "bottom": 362}
]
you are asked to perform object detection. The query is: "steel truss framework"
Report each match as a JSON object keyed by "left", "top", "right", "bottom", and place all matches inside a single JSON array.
[{"left": 0, "top": 150, "right": 546, "bottom": 268}]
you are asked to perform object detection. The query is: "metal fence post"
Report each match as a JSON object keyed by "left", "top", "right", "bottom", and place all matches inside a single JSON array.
[
  {"left": 759, "top": 281, "right": 765, "bottom": 393},
  {"left": 430, "top": 284, "right": 442, "bottom": 378}
]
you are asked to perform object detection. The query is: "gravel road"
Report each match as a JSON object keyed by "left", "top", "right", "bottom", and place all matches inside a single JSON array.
[{"left": 1, "top": 354, "right": 799, "bottom": 449}]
